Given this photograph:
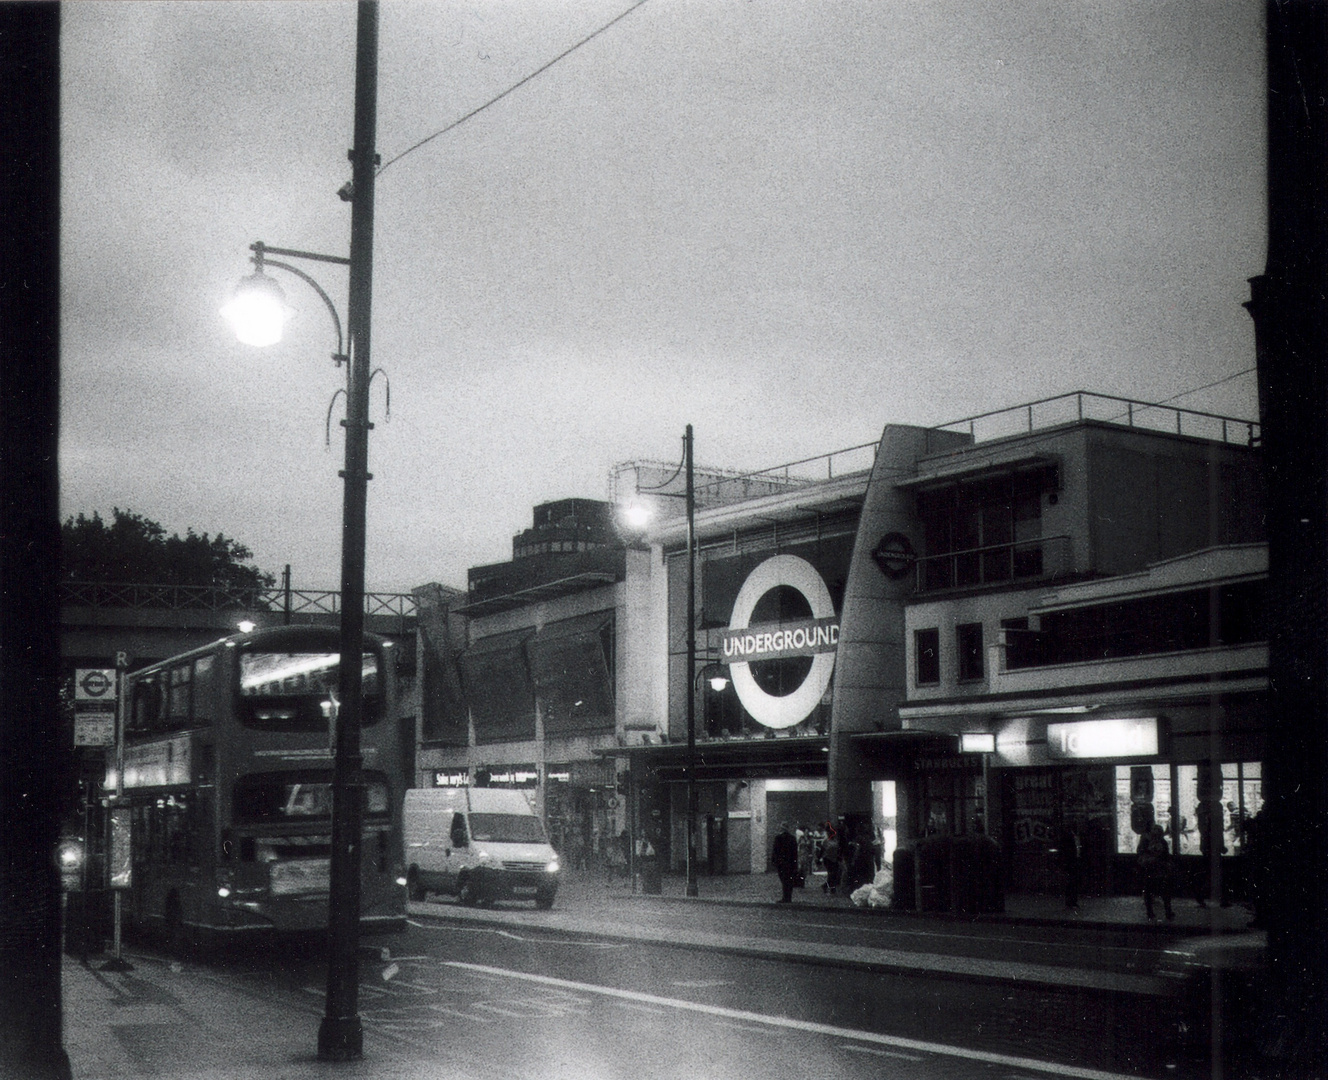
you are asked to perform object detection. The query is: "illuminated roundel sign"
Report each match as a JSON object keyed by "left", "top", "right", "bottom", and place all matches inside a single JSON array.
[{"left": 719, "top": 555, "right": 839, "bottom": 729}]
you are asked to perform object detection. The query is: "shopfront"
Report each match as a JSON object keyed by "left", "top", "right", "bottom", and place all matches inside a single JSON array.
[{"left": 898, "top": 715, "right": 1265, "bottom": 898}]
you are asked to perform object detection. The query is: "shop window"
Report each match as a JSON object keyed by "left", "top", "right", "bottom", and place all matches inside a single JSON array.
[
  {"left": 920, "top": 771, "right": 983, "bottom": 837},
  {"left": 1115, "top": 764, "right": 1173, "bottom": 855},
  {"left": 915, "top": 628, "right": 940, "bottom": 686},
  {"left": 1114, "top": 762, "right": 1263, "bottom": 855},
  {"left": 956, "top": 623, "right": 984, "bottom": 681}
]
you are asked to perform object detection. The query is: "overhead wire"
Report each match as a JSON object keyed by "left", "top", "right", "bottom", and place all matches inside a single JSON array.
[{"left": 376, "top": 0, "right": 649, "bottom": 179}]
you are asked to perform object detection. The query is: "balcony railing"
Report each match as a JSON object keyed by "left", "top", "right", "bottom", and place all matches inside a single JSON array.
[
  {"left": 922, "top": 391, "right": 1259, "bottom": 454},
  {"left": 60, "top": 580, "right": 417, "bottom": 619},
  {"left": 915, "top": 535, "right": 1073, "bottom": 593}
]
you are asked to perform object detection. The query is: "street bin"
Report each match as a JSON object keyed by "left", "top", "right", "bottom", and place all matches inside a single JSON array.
[
  {"left": 891, "top": 847, "right": 915, "bottom": 910},
  {"left": 914, "top": 837, "right": 952, "bottom": 912},
  {"left": 942, "top": 835, "right": 1006, "bottom": 914},
  {"left": 949, "top": 837, "right": 979, "bottom": 914},
  {"left": 639, "top": 859, "right": 662, "bottom": 895}
]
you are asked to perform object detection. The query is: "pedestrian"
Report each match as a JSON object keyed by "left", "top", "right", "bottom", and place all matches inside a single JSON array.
[
  {"left": 1137, "top": 822, "right": 1174, "bottom": 921},
  {"left": 771, "top": 821, "right": 799, "bottom": 903},
  {"left": 819, "top": 824, "right": 840, "bottom": 894},
  {"left": 1059, "top": 820, "right": 1083, "bottom": 913},
  {"left": 796, "top": 826, "right": 812, "bottom": 887},
  {"left": 844, "top": 826, "right": 875, "bottom": 894},
  {"left": 1194, "top": 797, "right": 1227, "bottom": 907},
  {"left": 617, "top": 828, "right": 632, "bottom": 880}
]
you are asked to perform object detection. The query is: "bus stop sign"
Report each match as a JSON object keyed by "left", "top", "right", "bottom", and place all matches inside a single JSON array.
[{"left": 75, "top": 668, "right": 116, "bottom": 701}]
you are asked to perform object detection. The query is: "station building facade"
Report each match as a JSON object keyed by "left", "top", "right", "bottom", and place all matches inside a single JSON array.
[
  {"left": 617, "top": 393, "right": 1266, "bottom": 896},
  {"left": 410, "top": 393, "right": 1265, "bottom": 898}
]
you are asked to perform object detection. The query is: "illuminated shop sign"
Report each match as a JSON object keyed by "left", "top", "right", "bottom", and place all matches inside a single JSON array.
[
  {"left": 1046, "top": 717, "right": 1158, "bottom": 759},
  {"left": 723, "top": 555, "right": 839, "bottom": 730}
]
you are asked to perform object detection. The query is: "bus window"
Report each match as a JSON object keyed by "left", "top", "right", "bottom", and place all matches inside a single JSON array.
[
  {"left": 167, "top": 664, "right": 191, "bottom": 727},
  {"left": 192, "top": 654, "right": 217, "bottom": 724},
  {"left": 232, "top": 770, "right": 391, "bottom": 824},
  {"left": 237, "top": 650, "right": 382, "bottom": 730},
  {"left": 130, "top": 675, "right": 161, "bottom": 733}
]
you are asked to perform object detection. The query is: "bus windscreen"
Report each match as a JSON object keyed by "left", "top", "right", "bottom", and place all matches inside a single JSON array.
[{"left": 238, "top": 650, "right": 381, "bottom": 729}]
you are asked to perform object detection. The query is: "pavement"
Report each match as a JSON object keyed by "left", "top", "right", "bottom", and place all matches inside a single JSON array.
[{"left": 59, "top": 870, "right": 1263, "bottom": 1079}]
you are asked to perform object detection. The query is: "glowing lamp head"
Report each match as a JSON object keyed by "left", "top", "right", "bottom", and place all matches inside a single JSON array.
[
  {"left": 223, "top": 270, "right": 288, "bottom": 347},
  {"left": 708, "top": 675, "right": 730, "bottom": 693},
  {"left": 621, "top": 501, "right": 652, "bottom": 531}
]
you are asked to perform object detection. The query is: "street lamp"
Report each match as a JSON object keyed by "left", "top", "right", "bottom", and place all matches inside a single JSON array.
[
  {"left": 620, "top": 425, "right": 702, "bottom": 897},
  {"left": 225, "top": 2, "right": 379, "bottom": 1061}
]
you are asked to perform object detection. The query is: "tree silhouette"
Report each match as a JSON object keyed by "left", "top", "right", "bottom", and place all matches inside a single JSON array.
[{"left": 61, "top": 508, "right": 274, "bottom": 590}]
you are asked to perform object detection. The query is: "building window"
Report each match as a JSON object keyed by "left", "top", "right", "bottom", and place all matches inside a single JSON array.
[
  {"left": 956, "top": 623, "right": 984, "bottom": 681},
  {"left": 915, "top": 628, "right": 940, "bottom": 686},
  {"left": 917, "top": 472, "right": 1050, "bottom": 591}
]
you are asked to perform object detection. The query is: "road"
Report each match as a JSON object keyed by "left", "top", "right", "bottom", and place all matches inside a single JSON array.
[{"left": 180, "top": 893, "right": 1211, "bottom": 1080}]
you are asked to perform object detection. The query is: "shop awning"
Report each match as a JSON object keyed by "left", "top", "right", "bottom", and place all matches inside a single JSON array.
[
  {"left": 605, "top": 734, "right": 830, "bottom": 782},
  {"left": 851, "top": 729, "right": 960, "bottom": 768},
  {"left": 896, "top": 453, "right": 1059, "bottom": 493}
]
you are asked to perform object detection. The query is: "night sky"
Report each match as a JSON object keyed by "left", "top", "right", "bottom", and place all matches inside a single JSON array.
[{"left": 60, "top": 1, "right": 1265, "bottom": 592}]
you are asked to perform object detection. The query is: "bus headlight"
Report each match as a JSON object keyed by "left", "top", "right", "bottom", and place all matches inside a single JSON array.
[
  {"left": 395, "top": 875, "right": 408, "bottom": 887},
  {"left": 545, "top": 858, "right": 560, "bottom": 874},
  {"left": 217, "top": 886, "right": 232, "bottom": 898}
]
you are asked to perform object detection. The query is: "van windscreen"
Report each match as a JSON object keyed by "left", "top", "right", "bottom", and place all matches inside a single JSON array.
[{"left": 467, "top": 813, "right": 546, "bottom": 844}]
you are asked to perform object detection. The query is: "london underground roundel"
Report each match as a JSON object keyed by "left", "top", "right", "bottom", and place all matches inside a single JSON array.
[{"left": 720, "top": 555, "right": 839, "bottom": 729}]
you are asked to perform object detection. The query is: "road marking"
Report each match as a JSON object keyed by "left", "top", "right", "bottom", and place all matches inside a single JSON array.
[
  {"left": 445, "top": 961, "right": 1145, "bottom": 1080},
  {"left": 842, "top": 1044, "right": 924, "bottom": 1062},
  {"left": 671, "top": 979, "right": 733, "bottom": 988},
  {"left": 409, "top": 919, "right": 627, "bottom": 949}
]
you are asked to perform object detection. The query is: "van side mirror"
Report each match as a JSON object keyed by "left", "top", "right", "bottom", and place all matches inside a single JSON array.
[{"left": 450, "top": 813, "right": 468, "bottom": 848}]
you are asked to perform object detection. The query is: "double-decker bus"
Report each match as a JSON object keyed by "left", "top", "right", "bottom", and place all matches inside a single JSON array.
[{"left": 112, "top": 624, "right": 407, "bottom": 951}]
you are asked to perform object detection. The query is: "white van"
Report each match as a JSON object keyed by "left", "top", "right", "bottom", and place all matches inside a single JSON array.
[{"left": 403, "top": 787, "right": 560, "bottom": 909}]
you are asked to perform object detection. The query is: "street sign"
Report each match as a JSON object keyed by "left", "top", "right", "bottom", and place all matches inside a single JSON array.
[
  {"left": 74, "top": 712, "right": 115, "bottom": 747},
  {"left": 75, "top": 668, "right": 117, "bottom": 701}
]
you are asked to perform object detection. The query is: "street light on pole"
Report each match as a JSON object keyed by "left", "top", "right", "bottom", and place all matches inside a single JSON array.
[
  {"left": 224, "top": 2, "right": 378, "bottom": 1060},
  {"left": 618, "top": 425, "right": 703, "bottom": 897}
]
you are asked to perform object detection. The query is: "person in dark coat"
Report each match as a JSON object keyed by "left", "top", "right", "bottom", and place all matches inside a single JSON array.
[
  {"left": 819, "top": 824, "right": 840, "bottom": 894},
  {"left": 772, "top": 822, "right": 799, "bottom": 903},
  {"left": 1194, "top": 797, "right": 1227, "bottom": 907},
  {"left": 1137, "top": 822, "right": 1174, "bottom": 921},
  {"left": 1059, "top": 821, "right": 1084, "bottom": 913}
]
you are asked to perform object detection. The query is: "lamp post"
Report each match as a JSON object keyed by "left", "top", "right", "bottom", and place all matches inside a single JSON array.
[
  {"left": 619, "top": 426, "right": 703, "bottom": 896},
  {"left": 223, "top": 3, "right": 378, "bottom": 1060},
  {"left": 683, "top": 424, "right": 698, "bottom": 897}
]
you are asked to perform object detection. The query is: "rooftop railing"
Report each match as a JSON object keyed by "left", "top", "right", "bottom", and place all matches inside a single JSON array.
[{"left": 923, "top": 391, "right": 1260, "bottom": 454}]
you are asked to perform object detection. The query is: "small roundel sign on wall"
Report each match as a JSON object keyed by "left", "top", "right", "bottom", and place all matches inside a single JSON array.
[{"left": 717, "top": 555, "right": 839, "bottom": 729}]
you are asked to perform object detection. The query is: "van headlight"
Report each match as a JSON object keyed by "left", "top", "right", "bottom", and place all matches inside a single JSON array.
[{"left": 545, "top": 858, "right": 560, "bottom": 874}]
